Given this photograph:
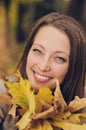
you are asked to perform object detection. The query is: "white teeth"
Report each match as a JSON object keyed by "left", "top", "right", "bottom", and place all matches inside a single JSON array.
[{"left": 35, "top": 72, "right": 50, "bottom": 81}]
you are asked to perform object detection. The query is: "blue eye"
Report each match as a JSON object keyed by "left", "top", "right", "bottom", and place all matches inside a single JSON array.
[{"left": 55, "top": 56, "right": 66, "bottom": 63}]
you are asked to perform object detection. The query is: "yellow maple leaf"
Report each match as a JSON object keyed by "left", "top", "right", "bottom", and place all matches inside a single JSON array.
[
  {"left": 52, "top": 121, "right": 86, "bottom": 130},
  {"left": 37, "top": 87, "right": 54, "bottom": 103},
  {"left": 42, "top": 120, "right": 53, "bottom": 130},
  {"left": 35, "top": 87, "right": 54, "bottom": 113},
  {"left": 6, "top": 71, "right": 36, "bottom": 114},
  {"left": 69, "top": 113, "right": 86, "bottom": 124},
  {"left": 16, "top": 110, "right": 32, "bottom": 130}
]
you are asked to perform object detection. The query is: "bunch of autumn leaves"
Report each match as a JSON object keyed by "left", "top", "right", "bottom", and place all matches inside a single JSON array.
[{"left": 0, "top": 72, "right": 86, "bottom": 130}]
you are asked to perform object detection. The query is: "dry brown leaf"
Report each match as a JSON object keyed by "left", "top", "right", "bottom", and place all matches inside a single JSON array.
[
  {"left": 54, "top": 80, "right": 67, "bottom": 112},
  {"left": 68, "top": 96, "right": 86, "bottom": 112},
  {"left": 39, "top": 99, "right": 52, "bottom": 110},
  {"left": 8, "top": 104, "right": 17, "bottom": 118},
  {"left": 0, "top": 94, "right": 11, "bottom": 104},
  {"left": 31, "top": 106, "right": 59, "bottom": 120}
]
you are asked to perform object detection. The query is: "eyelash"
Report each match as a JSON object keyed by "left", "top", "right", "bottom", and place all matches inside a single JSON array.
[
  {"left": 33, "top": 48, "right": 42, "bottom": 54},
  {"left": 55, "top": 56, "right": 66, "bottom": 62}
]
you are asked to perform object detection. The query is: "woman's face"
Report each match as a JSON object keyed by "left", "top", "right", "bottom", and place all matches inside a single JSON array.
[{"left": 26, "top": 25, "right": 70, "bottom": 90}]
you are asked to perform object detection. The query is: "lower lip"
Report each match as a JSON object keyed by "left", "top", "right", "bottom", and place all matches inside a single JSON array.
[{"left": 33, "top": 71, "right": 51, "bottom": 83}]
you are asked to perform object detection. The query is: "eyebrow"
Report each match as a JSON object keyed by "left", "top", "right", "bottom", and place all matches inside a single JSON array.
[
  {"left": 33, "top": 43, "right": 44, "bottom": 49},
  {"left": 55, "top": 51, "right": 70, "bottom": 57}
]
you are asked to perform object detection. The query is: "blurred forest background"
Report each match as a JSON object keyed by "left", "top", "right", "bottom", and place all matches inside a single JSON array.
[{"left": 0, "top": 0, "right": 86, "bottom": 77}]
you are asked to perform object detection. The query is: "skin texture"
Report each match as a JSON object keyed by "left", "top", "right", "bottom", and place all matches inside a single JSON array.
[{"left": 26, "top": 25, "right": 70, "bottom": 91}]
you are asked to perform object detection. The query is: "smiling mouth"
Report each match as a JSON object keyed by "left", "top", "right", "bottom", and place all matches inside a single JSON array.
[{"left": 33, "top": 71, "right": 52, "bottom": 83}]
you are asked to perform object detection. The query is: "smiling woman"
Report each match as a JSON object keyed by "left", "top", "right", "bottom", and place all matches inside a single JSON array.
[
  {"left": 18, "top": 12, "right": 86, "bottom": 102},
  {"left": 26, "top": 25, "right": 70, "bottom": 90},
  {"left": 0, "top": 12, "right": 86, "bottom": 129}
]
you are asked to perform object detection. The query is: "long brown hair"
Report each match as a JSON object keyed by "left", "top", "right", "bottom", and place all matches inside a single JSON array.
[{"left": 17, "top": 12, "right": 86, "bottom": 102}]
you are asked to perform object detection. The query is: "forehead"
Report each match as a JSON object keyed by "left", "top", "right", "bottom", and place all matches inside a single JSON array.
[
  {"left": 33, "top": 25, "right": 70, "bottom": 55},
  {"left": 34, "top": 25, "right": 69, "bottom": 42}
]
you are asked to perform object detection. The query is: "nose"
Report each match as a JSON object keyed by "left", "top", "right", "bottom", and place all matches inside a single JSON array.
[{"left": 38, "top": 59, "right": 51, "bottom": 72}]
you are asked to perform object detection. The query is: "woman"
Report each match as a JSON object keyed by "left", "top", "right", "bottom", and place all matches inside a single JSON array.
[
  {"left": 0, "top": 12, "right": 86, "bottom": 129},
  {"left": 17, "top": 12, "right": 86, "bottom": 102}
]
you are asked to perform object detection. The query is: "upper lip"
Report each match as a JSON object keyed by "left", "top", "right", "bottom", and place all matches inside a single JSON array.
[{"left": 33, "top": 70, "right": 53, "bottom": 79}]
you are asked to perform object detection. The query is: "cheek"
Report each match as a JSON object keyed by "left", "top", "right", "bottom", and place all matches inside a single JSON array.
[{"left": 52, "top": 64, "right": 69, "bottom": 83}]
